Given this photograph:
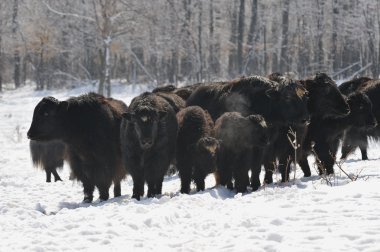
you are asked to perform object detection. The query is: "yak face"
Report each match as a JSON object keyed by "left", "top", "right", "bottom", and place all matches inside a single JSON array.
[
  {"left": 27, "top": 97, "right": 66, "bottom": 141},
  {"left": 124, "top": 107, "right": 165, "bottom": 150},
  {"left": 275, "top": 81, "right": 310, "bottom": 126},
  {"left": 347, "top": 92, "right": 377, "bottom": 130},
  {"left": 305, "top": 73, "right": 350, "bottom": 119},
  {"left": 195, "top": 136, "right": 219, "bottom": 172},
  {"left": 247, "top": 114, "right": 270, "bottom": 147}
]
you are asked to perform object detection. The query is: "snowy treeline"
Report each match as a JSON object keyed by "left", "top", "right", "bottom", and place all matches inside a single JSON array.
[{"left": 0, "top": 0, "right": 379, "bottom": 94}]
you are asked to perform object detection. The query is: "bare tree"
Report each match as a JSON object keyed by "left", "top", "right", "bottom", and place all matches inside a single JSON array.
[{"left": 12, "top": 0, "right": 21, "bottom": 88}]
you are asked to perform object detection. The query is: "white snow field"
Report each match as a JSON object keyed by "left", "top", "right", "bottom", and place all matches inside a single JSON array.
[{"left": 1, "top": 84, "right": 380, "bottom": 252}]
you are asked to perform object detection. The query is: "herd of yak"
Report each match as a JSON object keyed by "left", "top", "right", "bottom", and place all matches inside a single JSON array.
[{"left": 26, "top": 73, "right": 380, "bottom": 203}]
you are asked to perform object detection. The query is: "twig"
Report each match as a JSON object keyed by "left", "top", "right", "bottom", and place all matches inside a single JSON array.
[{"left": 287, "top": 127, "right": 299, "bottom": 184}]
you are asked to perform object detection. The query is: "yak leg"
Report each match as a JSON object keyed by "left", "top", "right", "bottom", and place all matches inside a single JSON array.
[
  {"left": 113, "top": 180, "right": 121, "bottom": 198},
  {"left": 98, "top": 182, "right": 112, "bottom": 202},
  {"left": 52, "top": 169, "right": 62, "bottom": 182},
  {"left": 131, "top": 173, "right": 144, "bottom": 200},
  {"left": 45, "top": 170, "right": 52, "bottom": 183},
  {"left": 193, "top": 167, "right": 206, "bottom": 192},
  {"left": 178, "top": 162, "right": 192, "bottom": 194},
  {"left": 82, "top": 181, "right": 95, "bottom": 203},
  {"left": 359, "top": 141, "right": 369, "bottom": 160}
]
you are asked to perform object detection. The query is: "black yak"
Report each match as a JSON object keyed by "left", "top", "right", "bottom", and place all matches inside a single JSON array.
[
  {"left": 176, "top": 106, "right": 218, "bottom": 194},
  {"left": 120, "top": 92, "right": 178, "bottom": 200},
  {"left": 266, "top": 73, "right": 350, "bottom": 182},
  {"left": 186, "top": 76, "right": 309, "bottom": 188},
  {"left": 214, "top": 112, "right": 269, "bottom": 192},
  {"left": 300, "top": 91, "right": 376, "bottom": 175},
  {"left": 339, "top": 78, "right": 380, "bottom": 160},
  {"left": 27, "top": 93, "right": 127, "bottom": 203}
]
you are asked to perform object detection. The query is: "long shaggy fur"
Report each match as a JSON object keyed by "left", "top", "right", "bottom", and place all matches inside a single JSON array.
[
  {"left": 28, "top": 93, "right": 127, "bottom": 202},
  {"left": 176, "top": 106, "right": 218, "bottom": 193},
  {"left": 30, "top": 140, "right": 66, "bottom": 182},
  {"left": 120, "top": 92, "right": 178, "bottom": 200}
]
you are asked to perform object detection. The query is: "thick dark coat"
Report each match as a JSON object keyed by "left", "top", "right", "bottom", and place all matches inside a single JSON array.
[
  {"left": 30, "top": 140, "right": 66, "bottom": 182},
  {"left": 152, "top": 83, "right": 207, "bottom": 101},
  {"left": 154, "top": 92, "right": 186, "bottom": 113},
  {"left": 174, "top": 83, "right": 207, "bottom": 101},
  {"left": 27, "top": 93, "right": 127, "bottom": 202},
  {"left": 265, "top": 73, "right": 350, "bottom": 182},
  {"left": 120, "top": 92, "right": 178, "bottom": 200},
  {"left": 300, "top": 92, "right": 376, "bottom": 175},
  {"left": 187, "top": 76, "right": 309, "bottom": 189},
  {"left": 340, "top": 78, "right": 380, "bottom": 160},
  {"left": 214, "top": 112, "right": 268, "bottom": 192},
  {"left": 339, "top": 77, "right": 373, "bottom": 96},
  {"left": 176, "top": 106, "right": 218, "bottom": 194},
  {"left": 186, "top": 76, "right": 309, "bottom": 124}
]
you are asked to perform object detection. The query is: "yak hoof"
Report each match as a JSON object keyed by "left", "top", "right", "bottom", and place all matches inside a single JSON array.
[
  {"left": 303, "top": 171, "right": 311, "bottom": 177},
  {"left": 132, "top": 194, "right": 141, "bottom": 201},
  {"left": 264, "top": 177, "right": 273, "bottom": 185},
  {"left": 82, "top": 198, "right": 93, "bottom": 204}
]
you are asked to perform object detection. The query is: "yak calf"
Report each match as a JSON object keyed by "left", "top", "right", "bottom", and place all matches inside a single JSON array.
[
  {"left": 214, "top": 112, "right": 268, "bottom": 192},
  {"left": 120, "top": 92, "right": 178, "bottom": 200},
  {"left": 176, "top": 106, "right": 218, "bottom": 194}
]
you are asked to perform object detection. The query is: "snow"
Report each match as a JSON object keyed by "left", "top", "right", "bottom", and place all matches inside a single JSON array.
[{"left": 1, "top": 83, "right": 380, "bottom": 251}]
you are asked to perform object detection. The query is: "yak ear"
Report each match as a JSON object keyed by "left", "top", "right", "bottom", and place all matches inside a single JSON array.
[
  {"left": 265, "top": 89, "right": 281, "bottom": 100},
  {"left": 248, "top": 114, "right": 268, "bottom": 128},
  {"left": 122, "top": 112, "right": 134, "bottom": 121},
  {"left": 58, "top": 101, "right": 69, "bottom": 112}
]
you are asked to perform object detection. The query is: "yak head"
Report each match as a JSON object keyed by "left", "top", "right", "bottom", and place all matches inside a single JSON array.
[
  {"left": 247, "top": 114, "right": 270, "bottom": 147},
  {"left": 27, "top": 97, "right": 67, "bottom": 141},
  {"left": 347, "top": 92, "right": 377, "bottom": 130},
  {"left": 269, "top": 78, "right": 310, "bottom": 126},
  {"left": 195, "top": 136, "right": 219, "bottom": 170},
  {"left": 303, "top": 72, "right": 350, "bottom": 119},
  {"left": 123, "top": 106, "right": 166, "bottom": 150}
]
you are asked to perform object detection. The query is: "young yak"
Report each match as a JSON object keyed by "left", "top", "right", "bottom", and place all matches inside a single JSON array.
[
  {"left": 176, "top": 106, "right": 219, "bottom": 194},
  {"left": 214, "top": 112, "right": 269, "bottom": 192},
  {"left": 120, "top": 92, "right": 178, "bottom": 200}
]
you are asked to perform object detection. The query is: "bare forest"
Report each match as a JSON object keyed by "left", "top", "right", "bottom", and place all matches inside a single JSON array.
[{"left": 0, "top": 0, "right": 379, "bottom": 95}]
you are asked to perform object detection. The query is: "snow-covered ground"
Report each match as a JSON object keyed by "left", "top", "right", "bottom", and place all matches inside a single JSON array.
[{"left": 1, "top": 83, "right": 380, "bottom": 252}]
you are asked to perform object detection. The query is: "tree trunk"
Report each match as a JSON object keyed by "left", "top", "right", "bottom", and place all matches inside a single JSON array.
[
  {"left": 316, "top": 0, "right": 324, "bottom": 72},
  {"left": 105, "top": 37, "right": 111, "bottom": 97},
  {"left": 208, "top": 0, "right": 220, "bottom": 78},
  {"left": 237, "top": 0, "right": 245, "bottom": 75},
  {"left": 98, "top": 48, "right": 105, "bottom": 95},
  {"left": 180, "top": 0, "right": 193, "bottom": 80},
  {"left": 0, "top": 34, "right": 2, "bottom": 92},
  {"left": 246, "top": 0, "right": 257, "bottom": 75},
  {"left": 228, "top": 1, "right": 238, "bottom": 77},
  {"left": 197, "top": 1, "right": 203, "bottom": 81},
  {"left": 36, "top": 43, "right": 45, "bottom": 90},
  {"left": 271, "top": 7, "right": 279, "bottom": 73},
  {"left": 0, "top": 5, "right": 3, "bottom": 93},
  {"left": 263, "top": 25, "right": 267, "bottom": 74},
  {"left": 378, "top": 0, "right": 380, "bottom": 79},
  {"left": 280, "top": 0, "right": 289, "bottom": 73},
  {"left": 12, "top": 0, "right": 21, "bottom": 88},
  {"left": 332, "top": 0, "right": 339, "bottom": 74}
]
